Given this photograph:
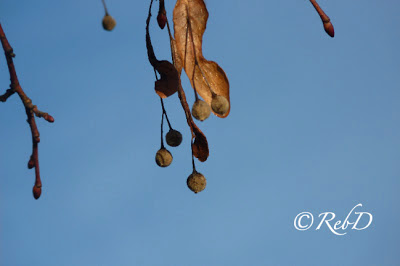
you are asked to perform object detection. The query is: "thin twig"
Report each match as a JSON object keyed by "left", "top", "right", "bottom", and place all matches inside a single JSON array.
[
  {"left": 160, "top": 98, "right": 172, "bottom": 130},
  {"left": 160, "top": 111, "right": 165, "bottom": 148},
  {"left": 101, "top": 0, "right": 109, "bottom": 15},
  {"left": 0, "top": 86, "right": 15, "bottom": 102},
  {"left": 0, "top": 23, "right": 54, "bottom": 199}
]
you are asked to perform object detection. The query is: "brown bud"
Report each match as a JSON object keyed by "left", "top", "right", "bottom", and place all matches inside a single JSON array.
[
  {"left": 192, "top": 100, "right": 211, "bottom": 121},
  {"left": 33, "top": 186, "right": 41, "bottom": 200},
  {"left": 28, "top": 157, "right": 35, "bottom": 169},
  {"left": 157, "top": 12, "right": 167, "bottom": 29},
  {"left": 187, "top": 172, "right": 206, "bottom": 193},
  {"left": 102, "top": 14, "right": 116, "bottom": 31},
  {"left": 155, "top": 148, "right": 173, "bottom": 167},
  {"left": 157, "top": 0, "right": 167, "bottom": 29},
  {"left": 166, "top": 129, "right": 182, "bottom": 147},
  {"left": 46, "top": 115, "right": 55, "bottom": 123},
  {"left": 324, "top": 21, "right": 335, "bottom": 38}
]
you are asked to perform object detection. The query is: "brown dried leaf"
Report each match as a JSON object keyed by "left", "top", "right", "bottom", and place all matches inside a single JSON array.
[
  {"left": 173, "top": 0, "right": 230, "bottom": 118},
  {"left": 191, "top": 124, "right": 209, "bottom": 162},
  {"left": 146, "top": 1, "right": 179, "bottom": 98},
  {"left": 166, "top": 1, "right": 209, "bottom": 162},
  {"left": 154, "top": 61, "right": 179, "bottom": 98},
  {"left": 171, "top": 38, "right": 183, "bottom": 75}
]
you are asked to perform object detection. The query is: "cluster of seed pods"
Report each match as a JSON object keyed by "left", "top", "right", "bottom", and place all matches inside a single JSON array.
[{"left": 147, "top": 0, "right": 233, "bottom": 194}]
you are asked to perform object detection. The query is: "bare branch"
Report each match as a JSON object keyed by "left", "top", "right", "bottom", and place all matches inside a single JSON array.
[{"left": 0, "top": 23, "right": 54, "bottom": 199}]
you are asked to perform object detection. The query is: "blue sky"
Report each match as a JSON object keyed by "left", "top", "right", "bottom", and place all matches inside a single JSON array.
[{"left": 1, "top": 0, "right": 399, "bottom": 265}]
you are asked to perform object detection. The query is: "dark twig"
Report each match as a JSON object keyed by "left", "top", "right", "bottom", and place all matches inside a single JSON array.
[
  {"left": 160, "top": 111, "right": 165, "bottom": 148},
  {"left": 160, "top": 98, "right": 172, "bottom": 130},
  {"left": 0, "top": 86, "right": 15, "bottom": 102},
  {"left": 0, "top": 23, "right": 54, "bottom": 199},
  {"left": 101, "top": 0, "right": 109, "bottom": 15}
]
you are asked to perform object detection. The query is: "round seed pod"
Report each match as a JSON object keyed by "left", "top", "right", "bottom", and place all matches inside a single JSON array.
[
  {"left": 102, "top": 14, "right": 116, "bottom": 31},
  {"left": 187, "top": 172, "right": 206, "bottom": 193},
  {"left": 155, "top": 148, "right": 172, "bottom": 167},
  {"left": 211, "top": 95, "right": 229, "bottom": 116},
  {"left": 192, "top": 100, "right": 211, "bottom": 121},
  {"left": 166, "top": 129, "right": 182, "bottom": 147}
]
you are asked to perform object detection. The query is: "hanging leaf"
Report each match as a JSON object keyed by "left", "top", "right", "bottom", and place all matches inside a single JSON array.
[
  {"left": 191, "top": 124, "right": 209, "bottom": 162},
  {"left": 146, "top": 2, "right": 179, "bottom": 98},
  {"left": 173, "top": 0, "right": 230, "bottom": 118},
  {"left": 154, "top": 60, "right": 179, "bottom": 98}
]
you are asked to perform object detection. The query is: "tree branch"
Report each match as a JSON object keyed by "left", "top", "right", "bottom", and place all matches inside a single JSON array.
[{"left": 0, "top": 23, "right": 54, "bottom": 199}]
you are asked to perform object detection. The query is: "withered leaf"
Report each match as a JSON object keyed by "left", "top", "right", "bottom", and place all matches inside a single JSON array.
[
  {"left": 146, "top": 1, "right": 179, "bottom": 98},
  {"left": 191, "top": 124, "right": 209, "bottom": 162},
  {"left": 173, "top": 0, "right": 230, "bottom": 118},
  {"left": 170, "top": 38, "right": 183, "bottom": 75},
  {"left": 154, "top": 61, "right": 179, "bottom": 98}
]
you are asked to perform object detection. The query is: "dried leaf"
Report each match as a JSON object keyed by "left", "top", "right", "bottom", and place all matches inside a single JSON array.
[
  {"left": 191, "top": 124, "right": 209, "bottom": 162},
  {"left": 166, "top": 0, "right": 209, "bottom": 162},
  {"left": 146, "top": 2, "right": 179, "bottom": 98},
  {"left": 171, "top": 38, "right": 183, "bottom": 75},
  {"left": 173, "top": 0, "right": 230, "bottom": 118},
  {"left": 154, "top": 61, "right": 179, "bottom": 98}
]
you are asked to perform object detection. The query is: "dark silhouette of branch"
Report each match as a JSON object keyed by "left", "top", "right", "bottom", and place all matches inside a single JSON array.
[{"left": 0, "top": 23, "right": 54, "bottom": 199}]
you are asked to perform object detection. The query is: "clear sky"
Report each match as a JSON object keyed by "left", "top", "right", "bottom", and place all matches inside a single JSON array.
[{"left": 1, "top": 0, "right": 399, "bottom": 265}]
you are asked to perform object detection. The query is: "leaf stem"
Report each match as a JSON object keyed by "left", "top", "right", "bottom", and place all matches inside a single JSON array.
[
  {"left": 160, "top": 110, "right": 165, "bottom": 148},
  {"left": 160, "top": 98, "right": 172, "bottom": 130},
  {"left": 101, "top": 0, "right": 109, "bottom": 15}
]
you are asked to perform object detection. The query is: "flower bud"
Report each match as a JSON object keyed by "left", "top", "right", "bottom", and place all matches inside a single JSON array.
[
  {"left": 324, "top": 21, "right": 335, "bottom": 38},
  {"left": 157, "top": 12, "right": 167, "bottom": 29},
  {"left": 33, "top": 186, "right": 41, "bottom": 200},
  {"left": 28, "top": 158, "right": 35, "bottom": 169}
]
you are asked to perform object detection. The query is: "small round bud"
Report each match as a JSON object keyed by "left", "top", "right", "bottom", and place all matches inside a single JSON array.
[
  {"left": 46, "top": 115, "right": 55, "bottom": 123},
  {"left": 187, "top": 172, "right": 206, "bottom": 193},
  {"left": 28, "top": 158, "right": 35, "bottom": 169},
  {"left": 33, "top": 186, "right": 41, "bottom": 200},
  {"left": 166, "top": 129, "right": 182, "bottom": 147},
  {"left": 102, "top": 15, "right": 116, "bottom": 31},
  {"left": 211, "top": 95, "right": 229, "bottom": 116},
  {"left": 155, "top": 148, "right": 173, "bottom": 167},
  {"left": 192, "top": 100, "right": 211, "bottom": 121}
]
